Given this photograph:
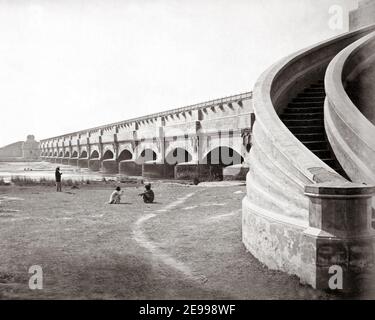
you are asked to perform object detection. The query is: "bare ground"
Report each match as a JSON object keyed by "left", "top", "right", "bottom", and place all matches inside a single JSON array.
[{"left": 0, "top": 182, "right": 338, "bottom": 300}]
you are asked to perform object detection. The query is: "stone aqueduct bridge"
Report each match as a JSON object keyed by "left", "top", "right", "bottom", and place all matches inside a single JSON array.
[{"left": 40, "top": 92, "right": 253, "bottom": 180}]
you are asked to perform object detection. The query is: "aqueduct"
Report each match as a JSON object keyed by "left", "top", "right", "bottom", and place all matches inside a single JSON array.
[{"left": 40, "top": 92, "right": 253, "bottom": 181}]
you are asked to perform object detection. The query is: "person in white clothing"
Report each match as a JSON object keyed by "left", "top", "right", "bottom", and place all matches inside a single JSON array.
[{"left": 108, "top": 186, "right": 123, "bottom": 204}]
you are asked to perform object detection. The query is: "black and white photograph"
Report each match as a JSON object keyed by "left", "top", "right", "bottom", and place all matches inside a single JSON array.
[{"left": 0, "top": 0, "right": 374, "bottom": 309}]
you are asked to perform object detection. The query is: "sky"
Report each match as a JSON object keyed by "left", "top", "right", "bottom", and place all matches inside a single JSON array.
[{"left": 0, "top": 0, "right": 359, "bottom": 146}]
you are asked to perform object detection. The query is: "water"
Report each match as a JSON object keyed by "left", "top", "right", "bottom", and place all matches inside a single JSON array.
[{"left": 0, "top": 161, "right": 120, "bottom": 183}]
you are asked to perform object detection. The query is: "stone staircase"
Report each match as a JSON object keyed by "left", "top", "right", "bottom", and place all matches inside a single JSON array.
[{"left": 280, "top": 80, "right": 347, "bottom": 178}]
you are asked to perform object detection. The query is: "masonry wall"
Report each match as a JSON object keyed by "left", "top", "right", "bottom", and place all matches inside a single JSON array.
[
  {"left": 350, "top": 0, "right": 375, "bottom": 30},
  {"left": 346, "top": 62, "right": 375, "bottom": 125}
]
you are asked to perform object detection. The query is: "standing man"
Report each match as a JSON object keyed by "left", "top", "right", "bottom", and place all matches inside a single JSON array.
[{"left": 55, "top": 167, "right": 62, "bottom": 192}]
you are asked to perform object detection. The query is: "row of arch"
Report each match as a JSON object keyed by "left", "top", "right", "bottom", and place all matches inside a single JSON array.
[{"left": 41, "top": 147, "right": 244, "bottom": 166}]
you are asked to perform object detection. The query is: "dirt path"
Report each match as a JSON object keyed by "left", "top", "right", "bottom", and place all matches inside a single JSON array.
[{"left": 0, "top": 183, "right": 338, "bottom": 299}]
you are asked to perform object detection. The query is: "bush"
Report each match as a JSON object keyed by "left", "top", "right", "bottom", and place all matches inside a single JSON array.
[
  {"left": 0, "top": 178, "right": 9, "bottom": 186},
  {"left": 39, "top": 178, "right": 56, "bottom": 186},
  {"left": 11, "top": 176, "right": 55, "bottom": 186},
  {"left": 64, "top": 179, "right": 75, "bottom": 187},
  {"left": 11, "top": 176, "right": 35, "bottom": 186}
]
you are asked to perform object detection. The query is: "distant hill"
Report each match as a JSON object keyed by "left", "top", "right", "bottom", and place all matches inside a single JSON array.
[{"left": 0, "top": 141, "right": 23, "bottom": 158}]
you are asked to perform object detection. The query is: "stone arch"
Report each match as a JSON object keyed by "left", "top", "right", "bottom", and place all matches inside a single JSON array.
[
  {"left": 165, "top": 141, "right": 195, "bottom": 160},
  {"left": 102, "top": 144, "right": 115, "bottom": 154},
  {"left": 49, "top": 152, "right": 53, "bottom": 157},
  {"left": 202, "top": 143, "right": 243, "bottom": 164},
  {"left": 90, "top": 150, "right": 100, "bottom": 159},
  {"left": 118, "top": 149, "right": 133, "bottom": 162},
  {"left": 64, "top": 151, "right": 70, "bottom": 158},
  {"left": 135, "top": 143, "right": 159, "bottom": 160},
  {"left": 72, "top": 151, "right": 78, "bottom": 158},
  {"left": 136, "top": 148, "right": 157, "bottom": 164},
  {"left": 59, "top": 151, "right": 63, "bottom": 158},
  {"left": 80, "top": 150, "right": 88, "bottom": 158},
  {"left": 202, "top": 146, "right": 244, "bottom": 166},
  {"left": 102, "top": 150, "right": 114, "bottom": 160},
  {"left": 54, "top": 151, "right": 58, "bottom": 157},
  {"left": 165, "top": 148, "right": 192, "bottom": 165},
  {"left": 201, "top": 146, "right": 244, "bottom": 181}
]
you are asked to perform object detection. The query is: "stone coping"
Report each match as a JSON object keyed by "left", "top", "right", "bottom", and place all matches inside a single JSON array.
[
  {"left": 305, "top": 181, "right": 375, "bottom": 197},
  {"left": 253, "top": 24, "right": 375, "bottom": 186},
  {"left": 325, "top": 31, "right": 375, "bottom": 171}
]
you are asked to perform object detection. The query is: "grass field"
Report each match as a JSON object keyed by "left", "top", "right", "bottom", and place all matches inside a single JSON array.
[{"left": 0, "top": 182, "right": 341, "bottom": 300}]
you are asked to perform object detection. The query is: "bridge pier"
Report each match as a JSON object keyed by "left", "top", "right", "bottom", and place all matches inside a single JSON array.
[
  {"left": 78, "top": 158, "right": 89, "bottom": 168},
  {"left": 68, "top": 158, "right": 78, "bottom": 166},
  {"left": 88, "top": 159, "right": 100, "bottom": 171},
  {"left": 175, "top": 162, "right": 221, "bottom": 181},
  {"left": 142, "top": 161, "right": 175, "bottom": 179},
  {"left": 101, "top": 159, "right": 119, "bottom": 174},
  {"left": 175, "top": 162, "right": 200, "bottom": 180},
  {"left": 223, "top": 164, "right": 249, "bottom": 181},
  {"left": 119, "top": 160, "right": 142, "bottom": 176}
]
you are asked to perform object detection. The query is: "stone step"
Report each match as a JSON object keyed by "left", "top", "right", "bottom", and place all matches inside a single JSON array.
[
  {"left": 288, "top": 101, "right": 324, "bottom": 108},
  {"left": 304, "top": 88, "right": 325, "bottom": 94},
  {"left": 322, "top": 158, "right": 337, "bottom": 168},
  {"left": 294, "top": 133, "right": 325, "bottom": 141},
  {"left": 284, "top": 107, "right": 323, "bottom": 114},
  {"left": 288, "top": 126, "right": 324, "bottom": 134},
  {"left": 310, "top": 84, "right": 325, "bottom": 89},
  {"left": 301, "top": 141, "right": 327, "bottom": 150},
  {"left": 298, "top": 92, "right": 326, "bottom": 98},
  {"left": 280, "top": 80, "right": 346, "bottom": 178},
  {"left": 293, "top": 96, "right": 326, "bottom": 103},
  {"left": 311, "top": 149, "right": 332, "bottom": 159},
  {"left": 281, "top": 112, "right": 324, "bottom": 120},
  {"left": 283, "top": 119, "right": 324, "bottom": 127}
]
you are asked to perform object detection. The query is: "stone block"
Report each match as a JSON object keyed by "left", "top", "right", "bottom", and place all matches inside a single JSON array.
[
  {"left": 89, "top": 159, "right": 100, "bottom": 172},
  {"left": 101, "top": 159, "right": 119, "bottom": 174},
  {"left": 223, "top": 164, "right": 249, "bottom": 181},
  {"left": 68, "top": 159, "right": 78, "bottom": 166},
  {"left": 142, "top": 162, "right": 175, "bottom": 179},
  {"left": 119, "top": 160, "right": 142, "bottom": 176},
  {"left": 78, "top": 159, "right": 89, "bottom": 168}
]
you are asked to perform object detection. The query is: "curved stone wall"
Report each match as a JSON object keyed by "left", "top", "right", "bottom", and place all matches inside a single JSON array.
[
  {"left": 325, "top": 31, "right": 375, "bottom": 185},
  {"left": 243, "top": 25, "right": 375, "bottom": 290},
  {"left": 344, "top": 31, "right": 375, "bottom": 125}
]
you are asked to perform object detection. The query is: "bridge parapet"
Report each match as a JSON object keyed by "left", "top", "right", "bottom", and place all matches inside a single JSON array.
[{"left": 40, "top": 92, "right": 253, "bottom": 180}]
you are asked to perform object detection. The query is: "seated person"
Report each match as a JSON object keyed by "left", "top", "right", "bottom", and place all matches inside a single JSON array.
[
  {"left": 139, "top": 183, "right": 154, "bottom": 203},
  {"left": 109, "top": 186, "right": 123, "bottom": 204}
]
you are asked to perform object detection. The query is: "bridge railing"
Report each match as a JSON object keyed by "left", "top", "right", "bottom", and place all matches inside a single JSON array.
[{"left": 40, "top": 92, "right": 252, "bottom": 143}]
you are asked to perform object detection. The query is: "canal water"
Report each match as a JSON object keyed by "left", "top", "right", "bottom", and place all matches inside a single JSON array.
[{"left": 0, "top": 161, "right": 120, "bottom": 183}]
